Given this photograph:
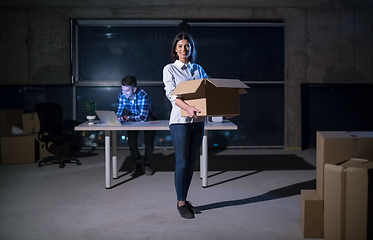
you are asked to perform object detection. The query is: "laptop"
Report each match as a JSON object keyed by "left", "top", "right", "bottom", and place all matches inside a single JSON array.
[{"left": 95, "top": 110, "right": 122, "bottom": 126}]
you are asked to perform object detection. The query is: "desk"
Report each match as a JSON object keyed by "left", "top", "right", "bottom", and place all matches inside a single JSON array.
[{"left": 75, "top": 120, "right": 237, "bottom": 188}]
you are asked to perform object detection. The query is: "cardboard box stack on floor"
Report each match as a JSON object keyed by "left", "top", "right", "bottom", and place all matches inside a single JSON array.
[
  {"left": 301, "top": 131, "right": 373, "bottom": 239},
  {"left": 1, "top": 110, "right": 72, "bottom": 165},
  {"left": 324, "top": 158, "right": 373, "bottom": 240},
  {"left": 316, "top": 131, "right": 373, "bottom": 200},
  {"left": 1, "top": 134, "right": 36, "bottom": 164},
  {"left": 22, "top": 112, "right": 40, "bottom": 134},
  {"left": 0, "top": 109, "right": 37, "bottom": 165},
  {"left": 171, "top": 78, "right": 249, "bottom": 117}
]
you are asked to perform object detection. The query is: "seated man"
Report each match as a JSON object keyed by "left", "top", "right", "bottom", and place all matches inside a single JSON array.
[{"left": 116, "top": 75, "right": 157, "bottom": 177}]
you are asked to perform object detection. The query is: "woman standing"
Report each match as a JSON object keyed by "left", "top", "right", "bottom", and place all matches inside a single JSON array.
[{"left": 163, "top": 32, "right": 208, "bottom": 219}]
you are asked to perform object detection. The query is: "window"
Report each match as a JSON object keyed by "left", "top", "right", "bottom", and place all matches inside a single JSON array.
[
  {"left": 72, "top": 20, "right": 284, "bottom": 83},
  {"left": 189, "top": 22, "right": 284, "bottom": 81},
  {"left": 71, "top": 20, "right": 285, "bottom": 148},
  {"left": 72, "top": 20, "right": 181, "bottom": 83}
]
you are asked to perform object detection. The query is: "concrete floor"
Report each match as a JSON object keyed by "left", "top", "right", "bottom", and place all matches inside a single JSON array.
[{"left": 0, "top": 148, "right": 320, "bottom": 240}]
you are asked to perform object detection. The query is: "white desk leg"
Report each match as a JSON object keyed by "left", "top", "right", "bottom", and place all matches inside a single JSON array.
[
  {"left": 112, "top": 130, "right": 118, "bottom": 179},
  {"left": 105, "top": 134, "right": 111, "bottom": 189},
  {"left": 202, "top": 130, "right": 208, "bottom": 188},
  {"left": 200, "top": 151, "right": 203, "bottom": 179}
]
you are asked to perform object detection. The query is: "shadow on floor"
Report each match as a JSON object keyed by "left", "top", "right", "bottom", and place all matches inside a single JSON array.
[
  {"left": 115, "top": 149, "right": 316, "bottom": 189},
  {"left": 206, "top": 170, "right": 263, "bottom": 188},
  {"left": 107, "top": 171, "right": 143, "bottom": 189},
  {"left": 196, "top": 179, "right": 316, "bottom": 211},
  {"left": 119, "top": 149, "right": 315, "bottom": 172},
  {"left": 70, "top": 148, "right": 99, "bottom": 158}
]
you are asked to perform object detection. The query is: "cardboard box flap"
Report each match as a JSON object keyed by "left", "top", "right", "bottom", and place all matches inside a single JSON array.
[
  {"left": 206, "top": 78, "right": 250, "bottom": 90},
  {"left": 239, "top": 88, "right": 247, "bottom": 94},
  {"left": 171, "top": 78, "right": 249, "bottom": 96},
  {"left": 342, "top": 158, "right": 373, "bottom": 169},
  {"left": 171, "top": 79, "right": 204, "bottom": 95}
]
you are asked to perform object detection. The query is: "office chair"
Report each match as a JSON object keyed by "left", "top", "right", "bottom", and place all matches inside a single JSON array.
[{"left": 35, "top": 102, "right": 82, "bottom": 168}]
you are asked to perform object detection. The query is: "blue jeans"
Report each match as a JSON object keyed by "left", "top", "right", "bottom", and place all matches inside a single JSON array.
[{"left": 170, "top": 122, "right": 205, "bottom": 201}]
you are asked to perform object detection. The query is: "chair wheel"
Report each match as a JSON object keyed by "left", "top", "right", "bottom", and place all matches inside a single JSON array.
[
  {"left": 38, "top": 162, "right": 43, "bottom": 167},
  {"left": 76, "top": 162, "right": 82, "bottom": 165},
  {"left": 59, "top": 163, "right": 65, "bottom": 168}
]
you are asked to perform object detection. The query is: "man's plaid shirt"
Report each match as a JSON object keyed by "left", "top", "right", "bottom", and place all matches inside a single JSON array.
[{"left": 116, "top": 88, "right": 156, "bottom": 122}]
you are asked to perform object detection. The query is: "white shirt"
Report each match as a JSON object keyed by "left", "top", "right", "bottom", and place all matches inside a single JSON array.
[{"left": 163, "top": 60, "right": 208, "bottom": 124}]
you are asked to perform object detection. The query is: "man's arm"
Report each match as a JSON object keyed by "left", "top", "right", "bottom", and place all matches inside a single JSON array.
[{"left": 116, "top": 95, "right": 126, "bottom": 122}]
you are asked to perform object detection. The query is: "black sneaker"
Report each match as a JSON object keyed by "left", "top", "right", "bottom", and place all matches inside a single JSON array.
[
  {"left": 130, "top": 163, "right": 143, "bottom": 178},
  {"left": 186, "top": 201, "right": 201, "bottom": 214},
  {"left": 177, "top": 203, "right": 195, "bottom": 219}
]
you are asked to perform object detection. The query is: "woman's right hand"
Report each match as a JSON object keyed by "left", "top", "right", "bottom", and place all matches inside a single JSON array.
[
  {"left": 175, "top": 98, "right": 200, "bottom": 119},
  {"left": 186, "top": 106, "right": 201, "bottom": 119}
]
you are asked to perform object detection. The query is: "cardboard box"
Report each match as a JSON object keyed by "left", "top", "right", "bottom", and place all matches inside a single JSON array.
[
  {"left": 300, "top": 190, "right": 324, "bottom": 238},
  {"left": 0, "top": 109, "right": 24, "bottom": 135},
  {"left": 22, "top": 113, "right": 40, "bottom": 134},
  {"left": 324, "top": 159, "right": 373, "bottom": 240},
  {"left": 0, "top": 134, "right": 36, "bottom": 164},
  {"left": 171, "top": 78, "right": 249, "bottom": 117},
  {"left": 316, "top": 131, "right": 373, "bottom": 199}
]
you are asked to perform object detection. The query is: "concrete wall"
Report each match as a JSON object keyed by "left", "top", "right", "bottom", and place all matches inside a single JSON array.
[{"left": 1, "top": 0, "right": 372, "bottom": 149}]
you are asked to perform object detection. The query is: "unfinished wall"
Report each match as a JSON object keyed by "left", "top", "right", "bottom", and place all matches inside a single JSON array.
[{"left": 0, "top": 0, "right": 372, "bottom": 149}]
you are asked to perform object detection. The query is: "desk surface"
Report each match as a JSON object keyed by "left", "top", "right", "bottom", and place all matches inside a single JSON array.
[{"left": 75, "top": 120, "right": 237, "bottom": 131}]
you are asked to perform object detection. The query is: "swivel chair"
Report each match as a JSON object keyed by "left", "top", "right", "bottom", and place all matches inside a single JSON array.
[{"left": 35, "top": 102, "right": 81, "bottom": 168}]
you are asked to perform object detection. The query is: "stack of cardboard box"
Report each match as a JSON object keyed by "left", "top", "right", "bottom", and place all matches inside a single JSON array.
[
  {"left": 0, "top": 109, "right": 36, "bottom": 165},
  {"left": 0, "top": 110, "right": 72, "bottom": 165},
  {"left": 301, "top": 131, "right": 373, "bottom": 239}
]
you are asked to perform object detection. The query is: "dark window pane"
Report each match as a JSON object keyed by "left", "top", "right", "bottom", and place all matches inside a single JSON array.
[
  {"left": 189, "top": 25, "right": 284, "bottom": 81},
  {"left": 78, "top": 25, "right": 179, "bottom": 81}
]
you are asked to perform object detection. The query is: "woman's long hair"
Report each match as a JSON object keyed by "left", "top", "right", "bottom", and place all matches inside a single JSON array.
[{"left": 171, "top": 32, "right": 197, "bottom": 63}]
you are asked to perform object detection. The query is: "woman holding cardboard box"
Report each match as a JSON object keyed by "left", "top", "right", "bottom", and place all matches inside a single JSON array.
[{"left": 163, "top": 32, "right": 208, "bottom": 219}]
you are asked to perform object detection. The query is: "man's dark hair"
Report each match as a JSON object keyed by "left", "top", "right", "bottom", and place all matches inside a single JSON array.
[{"left": 121, "top": 75, "right": 137, "bottom": 87}]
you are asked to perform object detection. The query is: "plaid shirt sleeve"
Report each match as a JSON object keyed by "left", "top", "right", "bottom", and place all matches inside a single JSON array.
[
  {"left": 127, "top": 89, "right": 152, "bottom": 122},
  {"left": 116, "top": 94, "right": 126, "bottom": 122}
]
